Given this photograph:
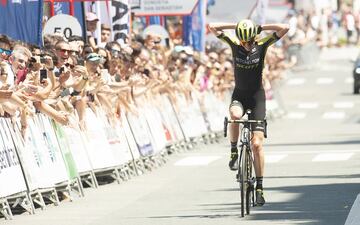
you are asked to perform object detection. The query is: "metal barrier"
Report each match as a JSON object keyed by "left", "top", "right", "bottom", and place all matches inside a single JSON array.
[{"left": 0, "top": 90, "right": 228, "bottom": 220}]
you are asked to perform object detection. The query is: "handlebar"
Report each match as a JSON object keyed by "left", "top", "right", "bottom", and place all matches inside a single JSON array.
[{"left": 223, "top": 116, "right": 267, "bottom": 138}]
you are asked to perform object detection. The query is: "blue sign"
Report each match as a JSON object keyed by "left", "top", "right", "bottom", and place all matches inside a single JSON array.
[
  {"left": 182, "top": 0, "right": 206, "bottom": 52},
  {"left": 0, "top": 0, "right": 43, "bottom": 46}
]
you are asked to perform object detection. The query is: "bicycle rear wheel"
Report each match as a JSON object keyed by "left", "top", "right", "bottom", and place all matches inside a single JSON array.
[{"left": 238, "top": 144, "right": 247, "bottom": 217}]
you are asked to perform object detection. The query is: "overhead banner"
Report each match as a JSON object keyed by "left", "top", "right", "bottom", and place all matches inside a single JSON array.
[
  {"left": 111, "top": 0, "right": 130, "bottom": 44},
  {"left": 0, "top": 0, "right": 43, "bottom": 46},
  {"left": 132, "top": 0, "right": 198, "bottom": 16}
]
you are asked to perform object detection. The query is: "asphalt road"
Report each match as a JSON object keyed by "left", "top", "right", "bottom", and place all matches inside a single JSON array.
[{"left": 3, "top": 47, "right": 360, "bottom": 225}]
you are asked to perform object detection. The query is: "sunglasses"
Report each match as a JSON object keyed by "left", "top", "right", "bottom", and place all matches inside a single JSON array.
[
  {"left": 59, "top": 49, "right": 71, "bottom": 54},
  {"left": 0, "top": 48, "right": 12, "bottom": 56},
  {"left": 65, "top": 63, "right": 75, "bottom": 69}
]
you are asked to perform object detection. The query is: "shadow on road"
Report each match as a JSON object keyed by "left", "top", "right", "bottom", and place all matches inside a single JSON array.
[
  {"left": 148, "top": 178, "right": 359, "bottom": 224},
  {"left": 201, "top": 182, "right": 359, "bottom": 225}
]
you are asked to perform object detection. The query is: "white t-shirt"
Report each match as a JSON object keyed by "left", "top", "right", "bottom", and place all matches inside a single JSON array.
[{"left": 0, "top": 63, "right": 15, "bottom": 87}]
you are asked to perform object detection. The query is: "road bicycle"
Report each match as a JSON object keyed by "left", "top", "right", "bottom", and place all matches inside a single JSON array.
[{"left": 224, "top": 110, "right": 267, "bottom": 217}]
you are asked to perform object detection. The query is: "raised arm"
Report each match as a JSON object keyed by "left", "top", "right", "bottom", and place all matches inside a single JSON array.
[
  {"left": 208, "top": 23, "right": 237, "bottom": 36},
  {"left": 260, "top": 23, "right": 289, "bottom": 39}
]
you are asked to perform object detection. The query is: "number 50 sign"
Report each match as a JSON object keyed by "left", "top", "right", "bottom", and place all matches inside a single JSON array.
[{"left": 43, "top": 14, "right": 82, "bottom": 40}]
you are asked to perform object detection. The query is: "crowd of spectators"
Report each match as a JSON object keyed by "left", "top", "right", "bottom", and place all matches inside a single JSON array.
[
  {"left": 0, "top": 12, "right": 241, "bottom": 136},
  {"left": 6, "top": 7, "right": 350, "bottom": 133}
]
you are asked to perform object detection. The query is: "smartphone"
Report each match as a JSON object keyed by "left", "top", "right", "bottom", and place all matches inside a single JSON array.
[
  {"left": 59, "top": 67, "right": 65, "bottom": 74},
  {"left": 165, "top": 38, "right": 170, "bottom": 48},
  {"left": 40, "top": 69, "right": 47, "bottom": 82},
  {"left": 143, "top": 68, "right": 150, "bottom": 77}
]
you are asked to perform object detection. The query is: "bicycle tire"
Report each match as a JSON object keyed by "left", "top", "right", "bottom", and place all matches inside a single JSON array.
[
  {"left": 239, "top": 144, "right": 247, "bottom": 217},
  {"left": 245, "top": 147, "right": 252, "bottom": 214}
]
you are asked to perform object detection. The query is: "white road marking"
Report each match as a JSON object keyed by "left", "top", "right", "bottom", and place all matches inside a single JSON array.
[
  {"left": 285, "top": 112, "right": 306, "bottom": 119},
  {"left": 322, "top": 111, "right": 345, "bottom": 119},
  {"left": 333, "top": 102, "right": 354, "bottom": 109},
  {"left": 287, "top": 78, "right": 305, "bottom": 86},
  {"left": 345, "top": 194, "right": 360, "bottom": 225},
  {"left": 297, "top": 102, "right": 319, "bottom": 109},
  {"left": 175, "top": 156, "right": 222, "bottom": 166},
  {"left": 316, "top": 77, "right": 334, "bottom": 84},
  {"left": 266, "top": 154, "right": 287, "bottom": 163},
  {"left": 312, "top": 153, "right": 354, "bottom": 162},
  {"left": 345, "top": 77, "right": 354, "bottom": 84}
]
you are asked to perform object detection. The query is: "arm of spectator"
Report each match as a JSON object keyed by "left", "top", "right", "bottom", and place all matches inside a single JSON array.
[
  {"left": 33, "top": 101, "right": 69, "bottom": 125},
  {"left": 208, "top": 23, "right": 237, "bottom": 36},
  {"left": 0, "top": 90, "right": 13, "bottom": 100},
  {"left": 261, "top": 23, "right": 289, "bottom": 39},
  {"left": 32, "top": 78, "right": 53, "bottom": 100}
]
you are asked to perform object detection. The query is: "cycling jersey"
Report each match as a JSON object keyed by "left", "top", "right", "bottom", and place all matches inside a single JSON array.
[{"left": 217, "top": 32, "right": 280, "bottom": 91}]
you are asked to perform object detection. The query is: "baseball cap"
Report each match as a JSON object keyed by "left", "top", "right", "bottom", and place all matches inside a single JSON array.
[
  {"left": 86, "top": 53, "right": 101, "bottom": 62},
  {"left": 86, "top": 12, "right": 99, "bottom": 22}
]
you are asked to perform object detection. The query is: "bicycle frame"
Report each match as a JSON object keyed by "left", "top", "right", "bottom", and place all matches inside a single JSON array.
[{"left": 224, "top": 111, "right": 267, "bottom": 217}]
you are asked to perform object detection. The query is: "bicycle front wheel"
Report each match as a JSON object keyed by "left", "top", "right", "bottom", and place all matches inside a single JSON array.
[
  {"left": 238, "top": 144, "right": 247, "bottom": 217},
  {"left": 245, "top": 147, "right": 253, "bottom": 215}
]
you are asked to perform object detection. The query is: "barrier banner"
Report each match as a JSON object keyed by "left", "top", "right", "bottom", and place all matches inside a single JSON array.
[
  {"left": 201, "top": 92, "right": 227, "bottom": 132},
  {"left": 24, "top": 118, "right": 57, "bottom": 188},
  {"left": 120, "top": 111, "right": 141, "bottom": 161},
  {"left": 82, "top": 108, "right": 119, "bottom": 169},
  {"left": 62, "top": 127, "right": 93, "bottom": 174},
  {"left": 126, "top": 112, "right": 154, "bottom": 157},
  {"left": 9, "top": 120, "right": 44, "bottom": 191},
  {"left": 97, "top": 109, "right": 133, "bottom": 165},
  {"left": 0, "top": 119, "right": 27, "bottom": 198},
  {"left": 175, "top": 94, "right": 208, "bottom": 138},
  {"left": 34, "top": 114, "right": 69, "bottom": 184},
  {"left": 158, "top": 95, "right": 185, "bottom": 143},
  {"left": 142, "top": 104, "right": 167, "bottom": 153},
  {"left": 51, "top": 122, "right": 78, "bottom": 180}
]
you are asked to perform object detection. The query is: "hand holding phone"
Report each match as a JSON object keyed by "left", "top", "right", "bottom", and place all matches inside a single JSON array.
[{"left": 40, "top": 69, "right": 48, "bottom": 83}]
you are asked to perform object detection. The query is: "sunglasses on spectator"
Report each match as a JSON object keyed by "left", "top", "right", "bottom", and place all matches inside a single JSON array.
[
  {"left": 111, "top": 49, "right": 120, "bottom": 55},
  {"left": 65, "top": 63, "right": 75, "bottom": 69},
  {"left": 0, "top": 48, "right": 12, "bottom": 55},
  {"left": 58, "top": 48, "right": 71, "bottom": 54},
  {"left": 153, "top": 40, "right": 161, "bottom": 44}
]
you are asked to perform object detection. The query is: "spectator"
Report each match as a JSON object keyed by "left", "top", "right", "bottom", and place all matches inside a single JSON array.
[
  {"left": 86, "top": 12, "right": 99, "bottom": 51},
  {"left": 100, "top": 24, "right": 111, "bottom": 48}
]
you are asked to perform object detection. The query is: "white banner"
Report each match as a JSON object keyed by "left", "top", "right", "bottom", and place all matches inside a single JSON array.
[
  {"left": 0, "top": 119, "right": 27, "bottom": 198},
  {"left": 34, "top": 114, "right": 69, "bottom": 185},
  {"left": 62, "top": 127, "right": 93, "bottom": 174},
  {"left": 202, "top": 92, "right": 228, "bottom": 132},
  {"left": 142, "top": 104, "right": 167, "bottom": 153},
  {"left": 132, "top": 0, "right": 199, "bottom": 16},
  {"left": 97, "top": 109, "right": 133, "bottom": 165},
  {"left": 83, "top": 108, "right": 119, "bottom": 170},
  {"left": 111, "top": 0, "right": 130, "bottom": 44},
  {"left": 121, "top": 111, "right": 141, "bottom": 160},
  {"left": 126, "top": 112, "right": 154, "bottom": 157},
  {"left": 159, "top": 95, "right": 185, "bottom": 142}
]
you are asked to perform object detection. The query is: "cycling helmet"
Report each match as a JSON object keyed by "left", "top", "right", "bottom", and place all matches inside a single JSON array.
[{"left": 235, "top": 19, "right": 257, "bottom": 42}]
